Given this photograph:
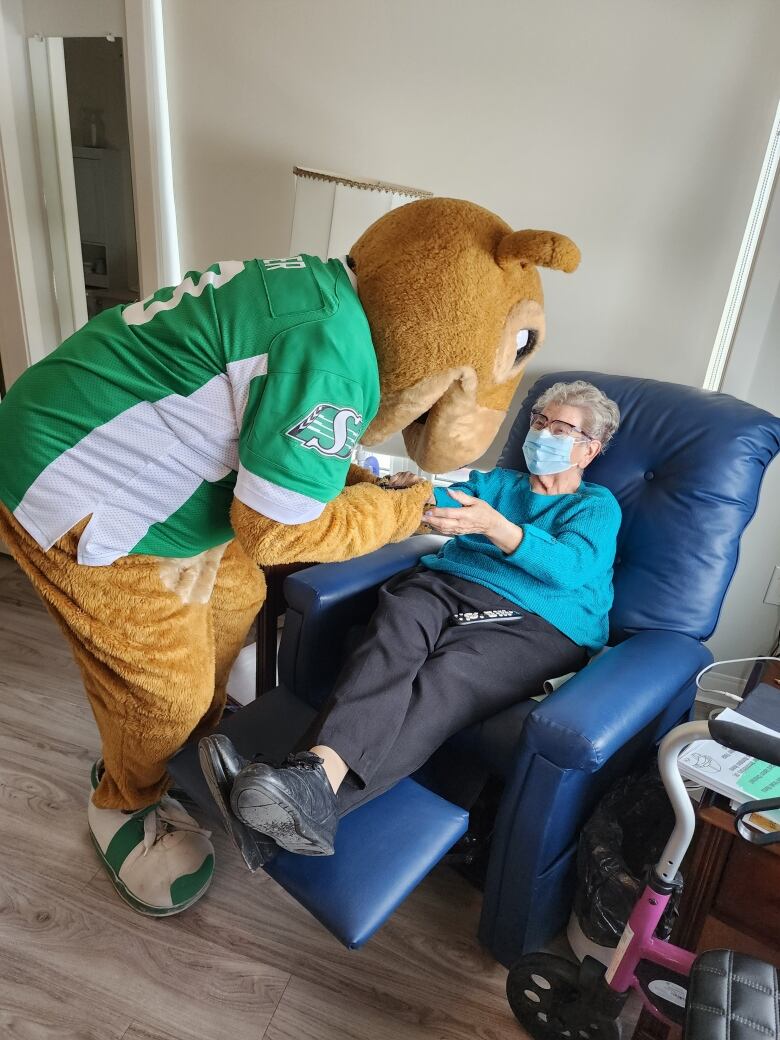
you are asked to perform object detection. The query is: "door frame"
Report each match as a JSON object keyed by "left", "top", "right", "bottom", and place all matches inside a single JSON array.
[
  {"left": 28, "top": 34, "right": 88, "bottom": 341},
  {"left": 703, "top": 97, "right": 780, "bottom": 392},
  {"left": 0, "top": 0, "right": 179, "bottom": 390}
]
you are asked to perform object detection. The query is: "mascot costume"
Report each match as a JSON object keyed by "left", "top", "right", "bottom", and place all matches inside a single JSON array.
[{"left": 0, "top": 198, "right": 579, "bottom": 915}]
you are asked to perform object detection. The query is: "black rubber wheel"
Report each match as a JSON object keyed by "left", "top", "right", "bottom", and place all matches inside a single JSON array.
[{"left": 506, "top": 954, "right": 620, "bottom": 1040}]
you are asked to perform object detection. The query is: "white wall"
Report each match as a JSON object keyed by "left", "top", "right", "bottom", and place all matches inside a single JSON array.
[
  {"left": 161, "top": 0, "right": 780, "bottom": 660},
  {"left": 163, "top": 0, "right": 780, "bottom": 400},
  {"left": 710, "top": 180, "right": 780, "bottom": 666}
]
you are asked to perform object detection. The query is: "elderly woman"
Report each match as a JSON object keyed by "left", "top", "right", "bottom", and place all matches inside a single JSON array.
[{"left": 201, "top": 380, "right": 621, "bottom": 859}]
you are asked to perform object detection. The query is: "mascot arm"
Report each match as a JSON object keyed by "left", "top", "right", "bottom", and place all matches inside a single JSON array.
[
  {"left": 231, "top": 480, "right": 432, "bottom": 566},
  {"left": 344, "top": 462, "right": 380, "bottom": 486}
]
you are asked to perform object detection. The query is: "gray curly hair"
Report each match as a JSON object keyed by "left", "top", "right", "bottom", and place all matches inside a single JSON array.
[{"left": 534, "top": 380, "right": 620, "bottom": 450}]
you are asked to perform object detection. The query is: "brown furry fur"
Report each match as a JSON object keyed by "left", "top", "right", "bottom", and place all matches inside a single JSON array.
[
  {"left": 352, "top": 198, "right": 579, "bottom": 471},
  {"left": 231, "top": 480, "right": 432, "bottom": 566},
  {"left": 0, "top": 504, "right": 264, "bottom": 809}
]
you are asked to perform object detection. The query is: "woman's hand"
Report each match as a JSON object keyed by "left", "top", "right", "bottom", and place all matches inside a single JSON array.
[{"left": 423, "top": 489, "right": 523, "bottom": 553}]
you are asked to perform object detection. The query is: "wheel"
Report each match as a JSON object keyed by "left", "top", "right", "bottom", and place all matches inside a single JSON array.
[{"left": 506, "top": 954, "right": 620, "bottom": 1040}]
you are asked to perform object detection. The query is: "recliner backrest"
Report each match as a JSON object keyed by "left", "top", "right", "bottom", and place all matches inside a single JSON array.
[{"left": 499, "top": 371, "right": 780, "bottom": 644}]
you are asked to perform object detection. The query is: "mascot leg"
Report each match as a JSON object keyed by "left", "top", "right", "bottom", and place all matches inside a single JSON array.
[
  {"left": 196, "top": 539, "right": 266, "bottom": 737},
  {"left": 0, "top": 504, "right": 218, "bottom": 915}
]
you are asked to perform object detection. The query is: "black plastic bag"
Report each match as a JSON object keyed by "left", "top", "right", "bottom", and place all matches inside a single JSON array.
[{"left": 573, "top": 761, "right": 682, "bottom": 946}]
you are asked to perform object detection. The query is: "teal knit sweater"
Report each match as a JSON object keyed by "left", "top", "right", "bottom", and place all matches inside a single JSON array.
[{"left": 421, "top": 469, "right": 621, "bottom": 652}]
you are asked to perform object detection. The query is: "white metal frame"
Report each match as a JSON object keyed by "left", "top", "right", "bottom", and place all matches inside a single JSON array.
[
  {"left": 704, "top": 98, "right": 780, "bottom": 392},
  {"left": 656, "top": 720, "right": 708, "bottom": 882}
]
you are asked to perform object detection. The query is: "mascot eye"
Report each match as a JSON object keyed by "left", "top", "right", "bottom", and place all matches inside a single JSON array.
[{"left": 515, "top": 329, "right": 537, "bottom": 363}]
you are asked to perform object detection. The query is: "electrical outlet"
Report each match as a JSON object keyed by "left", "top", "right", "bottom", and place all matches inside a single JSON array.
[{"left": 764, "top": 565, "right": 780, "bottom": 607}]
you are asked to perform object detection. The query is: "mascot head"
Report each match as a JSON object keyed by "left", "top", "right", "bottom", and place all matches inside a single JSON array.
[{"left": 350, "top": 197, "right": 579, "bottom": 473}]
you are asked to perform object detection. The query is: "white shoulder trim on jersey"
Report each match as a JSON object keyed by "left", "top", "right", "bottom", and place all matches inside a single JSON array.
[
  {"left": 123, "top": 260, "right": 246, "bottom": 326},
  {"left": 234, "top": 464, "right": 326, "bottom": 525}
]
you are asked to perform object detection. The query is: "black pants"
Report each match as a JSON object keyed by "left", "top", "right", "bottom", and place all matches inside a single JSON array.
[{"left": 306, "top": 566, "right": 588, "bottom": 816}]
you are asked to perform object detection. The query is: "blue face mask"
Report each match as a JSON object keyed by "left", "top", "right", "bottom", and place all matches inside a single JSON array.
[{"left": 522, "top": 428, "right": 576, "bottom": 475}]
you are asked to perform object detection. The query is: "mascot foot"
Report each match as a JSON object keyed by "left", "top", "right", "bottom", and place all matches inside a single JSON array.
[
  {"left": 230, "top": 751, "right": 338, "bottom": 857},
  {"left": 88, "top": 761, "right": 215, "bottom": 916},
  {"left": 197, "top": 735, "right": 278, "bottom": 872}
]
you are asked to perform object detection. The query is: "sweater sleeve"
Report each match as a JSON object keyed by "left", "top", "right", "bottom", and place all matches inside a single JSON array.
[
  {"left": 506, "top": 495, "right": 621, "bottom": 591},
  {"left": 432, "top": 470, "right": 490, "bottom": 508}
]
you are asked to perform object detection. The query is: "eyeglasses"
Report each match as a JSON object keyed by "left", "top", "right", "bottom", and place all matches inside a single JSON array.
[{"left": 530, "top": 410, "right": 593, "bottom": 441}]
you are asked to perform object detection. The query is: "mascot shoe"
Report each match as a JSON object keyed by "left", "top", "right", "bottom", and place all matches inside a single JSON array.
[{"left": 88, "top": 761, "right": 215, "bottom": 916}]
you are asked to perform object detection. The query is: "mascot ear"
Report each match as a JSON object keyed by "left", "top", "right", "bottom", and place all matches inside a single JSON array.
[{"left": 496, "top": 229, "right": 581, "bottom": 273}]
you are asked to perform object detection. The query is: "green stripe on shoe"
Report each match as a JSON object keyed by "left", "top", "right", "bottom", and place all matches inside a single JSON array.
[
  {"left": 89, "top": 833, "right": 212, "bottom": 917},
  {"left": 170, "top": 854, "right": 215, "bottom": 905},
  {"left": 103, "top": 805, "right": 157, "bottom": 875}
]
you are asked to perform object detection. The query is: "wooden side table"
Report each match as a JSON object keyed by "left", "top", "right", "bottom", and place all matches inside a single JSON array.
[{"left": 632, "top": 790, "right": 780, "bottom": 1040}]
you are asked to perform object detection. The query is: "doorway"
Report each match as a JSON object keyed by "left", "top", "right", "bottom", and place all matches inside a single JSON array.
[{"left": 28, "top": 35, "right": 140, "bottom": 339}]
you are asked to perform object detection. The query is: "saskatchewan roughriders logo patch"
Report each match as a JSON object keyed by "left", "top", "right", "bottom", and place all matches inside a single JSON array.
[{"left": 285, "top": 403, "right": 363, "bottom": 459}]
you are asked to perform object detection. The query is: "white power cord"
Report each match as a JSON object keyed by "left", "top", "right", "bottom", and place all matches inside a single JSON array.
[{"left": 696, "top": 656, "right": 780, "bottom": 704}]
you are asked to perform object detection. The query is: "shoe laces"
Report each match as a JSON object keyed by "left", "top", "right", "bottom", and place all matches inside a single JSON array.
[
  {"left": 141, "top": 795, "right": 211, "bottom": 855},
  {"left": 283, "top": 751, "right": 323, "bottom": 771}
]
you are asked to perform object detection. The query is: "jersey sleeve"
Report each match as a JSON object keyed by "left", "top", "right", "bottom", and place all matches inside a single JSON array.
[
  {"left": 236, "top": 369, "right": 369, "bottom": 524},
  {"left": 431, "top": 469, "right": 489, "bottom": 508}
]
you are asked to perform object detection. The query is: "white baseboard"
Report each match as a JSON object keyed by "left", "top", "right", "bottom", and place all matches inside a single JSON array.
[{"left": 695, "top": 669, "right": 744, "bottom": 708}]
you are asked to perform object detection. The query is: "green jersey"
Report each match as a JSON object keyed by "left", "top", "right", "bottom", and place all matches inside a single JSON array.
[{"left": 0, "top": 255, "right": 379, "bottom": 565}]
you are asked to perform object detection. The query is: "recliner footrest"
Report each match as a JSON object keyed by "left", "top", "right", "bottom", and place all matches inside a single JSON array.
[
  {"left": 168, "top": 687, "right": 468, "bottom": 948},
  {"left": 265, "top": 778, "right": 469, "bottom": 948},
  {"left": 685, "top": 949, "right": 780, "bottom": 1040}
]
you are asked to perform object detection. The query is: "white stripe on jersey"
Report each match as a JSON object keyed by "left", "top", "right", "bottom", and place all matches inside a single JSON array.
[
  {"left": 77, "top": 443, "right": 231, "bottom": 565},
  {"left": 13, "top": 352, "right": 325, "bottom": 563},
  {"left": 15, "top": 399, "right": 179, "bottom": 550}
]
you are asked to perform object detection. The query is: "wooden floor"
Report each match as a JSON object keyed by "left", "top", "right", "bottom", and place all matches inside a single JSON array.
[{"left": 0, "top": 554, "right": 526, "bottom": 1040}]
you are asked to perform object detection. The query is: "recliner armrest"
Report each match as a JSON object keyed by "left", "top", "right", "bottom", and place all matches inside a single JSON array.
[
  {"left": 283, "top": 534, "right": 446, "bottom": 613},
  {"left": 524, "top": 630, "right": 712, "bottom": 773}
]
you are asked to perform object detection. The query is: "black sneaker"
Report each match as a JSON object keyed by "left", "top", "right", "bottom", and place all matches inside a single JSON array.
[
  {"left": 230, "top": 751, "right": 338, "bottom": 856},
  {"left": 197, "top": 735, "right": 278, "bottom": 872}
]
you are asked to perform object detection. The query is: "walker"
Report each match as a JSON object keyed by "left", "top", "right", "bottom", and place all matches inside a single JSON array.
[{"left": 506, "top": 661, "right": 780, "bottom": 1039}]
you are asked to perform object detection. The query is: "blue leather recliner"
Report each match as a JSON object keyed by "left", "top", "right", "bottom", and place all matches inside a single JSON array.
[{"left": 170, "top": 372, "right": 780, "bottom": 967}]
